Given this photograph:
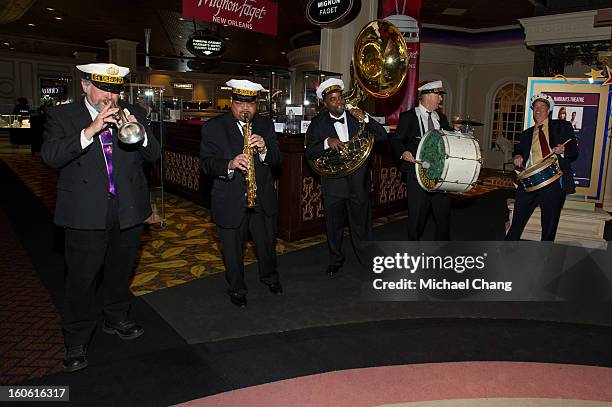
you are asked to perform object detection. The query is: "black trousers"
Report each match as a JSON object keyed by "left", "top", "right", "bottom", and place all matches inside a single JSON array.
[
  {"left": 505, "top": 181, "right": 566, "bottom": 241},
  {"left": 406, "top": 175, "right": 451, "bottom": 241},
  {"left": 63, "top": 197, "right": 143, "bottom": 347},
  {"left": 217, "top": 208, "right": 279, "bottom": 295},
  {"left": 322, "top": 192, "right": 372, "bottom": 266}
]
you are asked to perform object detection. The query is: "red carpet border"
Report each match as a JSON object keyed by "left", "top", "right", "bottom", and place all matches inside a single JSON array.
[{"left": 177, "top": 362, "right": 612, "bottom": 407}]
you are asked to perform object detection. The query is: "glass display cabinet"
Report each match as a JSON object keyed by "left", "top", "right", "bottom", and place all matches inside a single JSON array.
[
  {"left": 302, "top": 70, "right": 342, "bottom": 116},
  {"left": 122, "top": 84, "right": 166, "bottom": 228},
  {"left": 252, "top": 69, "right": 292, "bottom": 120}
]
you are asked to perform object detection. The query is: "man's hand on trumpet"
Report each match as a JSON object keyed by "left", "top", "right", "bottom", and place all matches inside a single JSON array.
[{"left": 84, "top": 102, "right": 119, "bottom": 141}]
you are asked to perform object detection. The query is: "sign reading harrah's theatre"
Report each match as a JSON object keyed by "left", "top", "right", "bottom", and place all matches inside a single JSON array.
[{"left": 182, "top": 0, "right": 278, "bottom": 36}]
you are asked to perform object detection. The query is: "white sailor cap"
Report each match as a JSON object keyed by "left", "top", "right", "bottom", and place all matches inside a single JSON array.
[
  {"left": 226, "top": 79, "right": 265, "bottom": 102},
  {"left": 317, "top": 78, "right": 344, "bottom": 100},
  {"left": 418, "top": 80, "right": 446, "bottom": 95},
  {"left": 530, "top": 93, "right": 554, "bottom": 111},
  {"left": 77, "top": 63, "right": 130, "bottom": 93}
]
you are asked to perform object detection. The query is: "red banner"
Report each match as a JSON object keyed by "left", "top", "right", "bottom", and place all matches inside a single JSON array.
[
  {"left": 377, "top": 0, "right": 423, "bottom": 125},
  {"left": 182, "top": 0, "right": 278, "bottom": 36}
]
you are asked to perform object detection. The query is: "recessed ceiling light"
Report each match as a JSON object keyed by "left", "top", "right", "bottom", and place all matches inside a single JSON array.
[
  {"left": 4, "top": 42, "right": 10, "bottom": 46},
  {"left": 254, "top": 59, "right": 259, "bottom": 62},
  {"left": 179, "top": 17, "right": 185, "bottom": 21},
  {"left": 281, "top": 51, "right": 286, "bottom": 55},
  {"left": 178, "top": 35, "right": 183, "bottom": 38},
  {"left": 224, "top": 37, "right": 230, "bottom": 40},
  {"left": 54, "top": 16, "right": 63, "bottom": 20},
  {"left": 46, "top": 7, "right": 55, "bottom": 11},
  {"left": 28, "top": 23, "right": 36, "bottom": 27}
]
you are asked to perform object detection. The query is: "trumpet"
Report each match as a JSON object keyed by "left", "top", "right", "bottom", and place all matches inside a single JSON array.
[{"left": 106, "top": 100, "right": 146, "bottom": 144}]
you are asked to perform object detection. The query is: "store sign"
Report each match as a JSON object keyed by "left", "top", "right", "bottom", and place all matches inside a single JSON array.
[
  {"left": 182, "top": 0, "right": 278, "bottom": 36},
  {"left": 41, "top": 86, "right": 64, "bottom": 95},
  {"left": 172, "top": 82, "right": 194, "bottom": 89},
  {"left": 306, "top": 0, "right": 361, "bottom": 27},
  {"left": 187, "top": 35, "right": 226, "bottom": 58}
]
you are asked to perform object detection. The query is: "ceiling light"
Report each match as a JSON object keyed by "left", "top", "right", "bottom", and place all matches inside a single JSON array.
[
  {"left": 224, "top": 37, "right": 230, "bottom": 41},
  {"left": 28, "top": 23, "right": 36, "bottom": 27},
  {"left": 254, "top": 59, "right": 259, "bottom": 62},
  {"left": 179, "top": 17, "right": 185, "bottom": 21},
  {"left": 178, "top": 35, "right": 183, "bottom": 39},
  {"left": 3, "top": 42, "right": 10, "bottom": 46},
  {"left": 46, "top": 7, "right": 55, "bottom": 11},
  {"left": 281, "top": 51, "right": 286, "bottom": 55},
  {"left": 54, "top": 16, "right": 63, "bottom": 20}
]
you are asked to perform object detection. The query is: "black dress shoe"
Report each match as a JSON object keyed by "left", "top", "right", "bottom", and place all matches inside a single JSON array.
[
  {"left": 229, "top": 292, "right": 247, "bottom": 308},
  {"left": 266, "top": 282, "right": 283, "bottom": 295},
  {"left": 103, "top": 320, "right": 144, "bottom": 340},
  {"left": 326, "top": 265, "right": 341, "bottom": 276},
  {"left": 63, "top": 345, "right": 88, "bottom": 373}
]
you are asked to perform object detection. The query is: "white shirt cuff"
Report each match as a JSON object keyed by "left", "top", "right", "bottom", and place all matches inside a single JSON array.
[
  {"left": 324, "top": 138, "right": 330, "bottom": 150},
  {"left": 80, "top": 129, "right": 94, "bottom": 149}
]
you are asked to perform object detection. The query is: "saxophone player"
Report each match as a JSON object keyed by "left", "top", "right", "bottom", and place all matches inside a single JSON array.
[
  {"left": 305, "top": 79, "right": 387, "bottom": 276},
  {"left": 200, "top": 79, "right": 282, "bottom": 308}
]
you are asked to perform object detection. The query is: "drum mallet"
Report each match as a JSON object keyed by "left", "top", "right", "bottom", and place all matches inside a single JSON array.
[{"left": 415, "top": 160, "right": 431, "bottom": 169}]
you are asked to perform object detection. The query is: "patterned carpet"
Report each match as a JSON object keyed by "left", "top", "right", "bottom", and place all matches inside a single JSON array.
[{"left": 0, "top": 138, "right": 513, "bottom": 295}]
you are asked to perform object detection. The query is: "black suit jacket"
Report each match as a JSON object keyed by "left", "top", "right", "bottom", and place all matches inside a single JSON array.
[
  {"left": 513, "top": 119, "right": 578, "bottom": 194},
  {"left": 41, "top": 98, "right": 161, "bottom": 229},
  {"left": 200, "top": 112, "right": 281, "bottom": 228},
  {"left": 391, "top": 108, "right": 452, "bottom": 176},
  {"left": 304, "top": 111, "right": 387, "bottom": 199}
]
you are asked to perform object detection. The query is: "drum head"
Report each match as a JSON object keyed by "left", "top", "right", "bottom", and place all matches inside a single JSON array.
[{"left": 416, "top": 130, "right": 445, "bottom": 189}]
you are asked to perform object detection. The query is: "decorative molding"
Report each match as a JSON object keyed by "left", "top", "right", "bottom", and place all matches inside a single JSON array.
[
  {"left": 420, "top": 44, "right": 533, "bottom": 66},
  {"left": 519, "top": 10, "right": 611, "bottom": 46},
  {"left": 286, "top": 45, "right": 321, "bottom": 68},
  {"left": 422, "top": 23, "right": 522, "bottom": 34}
]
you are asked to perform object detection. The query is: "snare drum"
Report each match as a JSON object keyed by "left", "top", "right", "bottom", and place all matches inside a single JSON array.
[
  {"left": 415, "top": 129, "right": 482, "bottom": 193},
  {"left": 516, "top": 155, "right": 563, "bottom": 192}
]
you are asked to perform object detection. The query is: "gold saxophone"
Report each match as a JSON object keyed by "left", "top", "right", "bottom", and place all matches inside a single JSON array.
[{"left": 242, "top": 113, "right": 257, "bottom": 208}]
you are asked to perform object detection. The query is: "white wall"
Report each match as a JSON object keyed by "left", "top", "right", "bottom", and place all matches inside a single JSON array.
[{"left": 419, "top": 42, "right": 534, "bottom": 169}]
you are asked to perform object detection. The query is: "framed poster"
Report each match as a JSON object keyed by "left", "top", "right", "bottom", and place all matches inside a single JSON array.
[{"left": 525, "top": 77, "right": 612, "bottom": 203}]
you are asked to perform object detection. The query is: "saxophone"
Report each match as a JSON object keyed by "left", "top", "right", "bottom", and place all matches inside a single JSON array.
[{"left": 242, "top": 113, "right": 257, "bottom": 208}]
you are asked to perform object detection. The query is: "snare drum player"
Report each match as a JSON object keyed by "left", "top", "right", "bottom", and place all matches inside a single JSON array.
[
  {"left": 391, "top": 80, "right": 462, "bottom": 241},
  {"left": 505, "top": 93, "right": 578, "bottom": 241}
]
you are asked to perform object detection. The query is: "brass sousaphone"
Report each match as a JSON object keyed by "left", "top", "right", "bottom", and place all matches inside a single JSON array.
[{"left": 308, "top": 19, "right": 408, "bottom": 177}]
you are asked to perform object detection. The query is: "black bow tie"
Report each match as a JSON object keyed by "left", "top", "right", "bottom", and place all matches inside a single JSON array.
[{"left": 331, "top": 117, "right": 345, "bottom": 124}]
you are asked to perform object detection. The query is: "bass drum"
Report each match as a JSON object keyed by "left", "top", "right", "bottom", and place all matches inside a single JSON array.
[{"left": 415, "top": 129, "right": 482, "bottom": 193}]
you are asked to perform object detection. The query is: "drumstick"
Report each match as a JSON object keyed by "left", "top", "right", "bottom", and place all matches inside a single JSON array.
[
  {"left": 415, "top": 160, "right": 431, "bottom": 169},
  {"left": 541, "top": 138, "right": 572, "bottom": 161}
]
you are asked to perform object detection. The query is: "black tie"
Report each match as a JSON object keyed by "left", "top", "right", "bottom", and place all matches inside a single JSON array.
[
  {"left": 332, "top": 117, "right": 345, "bottom": 124},
  {"left": 427, "top": 111, "right": 434, "bottom": 132}
]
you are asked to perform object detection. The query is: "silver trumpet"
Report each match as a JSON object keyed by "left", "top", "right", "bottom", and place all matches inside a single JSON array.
[{"left": 107, "top": 100, "right": 146, "bottom": 144}]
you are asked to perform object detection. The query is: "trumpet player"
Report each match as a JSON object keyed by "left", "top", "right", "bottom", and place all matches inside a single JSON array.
[
  {"left": 41, "top": 63, "right": 160, "bottom": 372},
  {"left": 305, "top": 78, "right": 387, "bottom": 276},
  {"left": 200, "top": 79, "right": 282, "bottom": 308}
]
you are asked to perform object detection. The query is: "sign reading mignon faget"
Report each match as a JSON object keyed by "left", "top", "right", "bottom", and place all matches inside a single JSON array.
[
  {"left": 306, "top": 0, "right": 361, "bottom": 27},
  {"left": 182, "top": 0, "right": 278, "bottom": 36}
]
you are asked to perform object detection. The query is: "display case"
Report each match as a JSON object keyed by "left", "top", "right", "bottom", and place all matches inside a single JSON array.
[
  {"left": 252, "top": 69, "right": 291, "bottom": 120},
  {"left": 163, "top": 96, "right": 183, "bottom": 122},
  {"left": 302, "top": 70, "right": 342, "bottom": 115},
  {"left": 122, "top": 84, "right": 166, "bottom": 228},
  {"left": 0, "top": 115, "right": 27, "bottom": 128}
]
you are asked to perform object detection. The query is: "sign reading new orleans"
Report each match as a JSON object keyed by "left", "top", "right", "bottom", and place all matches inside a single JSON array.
[
  {"left": 187, "top": 35, "right": 226, "bottom": 58},
  {"left": 182, "top": 0, "right": 278, "bottom": 36},
  {"left": 306, "top": 0, "right": 361, "bottom": 27}
]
